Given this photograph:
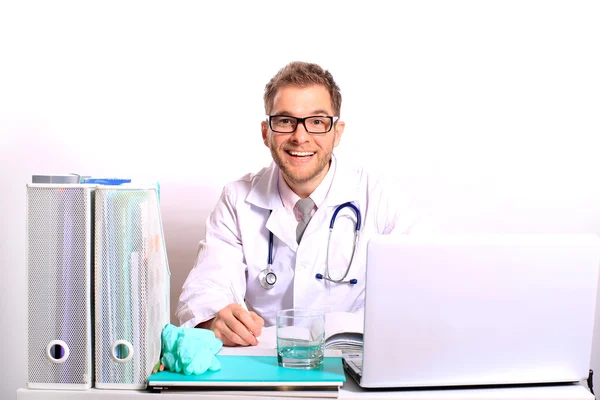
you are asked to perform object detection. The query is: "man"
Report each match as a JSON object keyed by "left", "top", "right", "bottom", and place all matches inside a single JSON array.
[{"left": 176, "top": 61, "right": 436, "bottom": 347}]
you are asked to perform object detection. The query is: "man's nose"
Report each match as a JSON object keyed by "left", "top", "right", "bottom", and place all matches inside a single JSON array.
[{"left": 290, "top": 121, "right": 310, "bottom": 141}]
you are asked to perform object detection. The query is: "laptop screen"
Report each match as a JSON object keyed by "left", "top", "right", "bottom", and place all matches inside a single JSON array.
[{"left": 355, "top": 234, "right": 600, "bottom": 389}]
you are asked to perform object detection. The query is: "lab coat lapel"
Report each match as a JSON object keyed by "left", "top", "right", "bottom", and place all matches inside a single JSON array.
[
  {"left": 266, "top": 208, "right": 298, "bottom": 251},
  {"left": 246, "top": 161, "right": 280, "bottom": 210},
  {"left": 246, "top": 162, "right": 298, "bottom": 251}
]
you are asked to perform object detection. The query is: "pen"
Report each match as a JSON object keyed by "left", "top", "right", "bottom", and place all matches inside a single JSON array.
[
  {"left": 229, "top": 281, "right": 259, "bottom": 341},
  {"left": 229, "top": 281, "right": 249, "bottom": 312}
]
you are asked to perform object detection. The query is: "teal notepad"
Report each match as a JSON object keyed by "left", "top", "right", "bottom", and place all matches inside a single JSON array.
[{"left": 147, "top": 355, "right": 346, "bottom": 387}]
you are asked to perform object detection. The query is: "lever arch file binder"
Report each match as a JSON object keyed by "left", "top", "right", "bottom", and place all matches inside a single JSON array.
[
  {"left": 94, "top": 186, "right": 170, "bottom": 389},
  {"left": 26, "top": 184, "right": 94, "bottom": 389}
]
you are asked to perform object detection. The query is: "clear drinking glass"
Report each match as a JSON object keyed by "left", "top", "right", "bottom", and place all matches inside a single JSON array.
[{"left": 276, "top": 308, "right": 325, "bottom": 369}]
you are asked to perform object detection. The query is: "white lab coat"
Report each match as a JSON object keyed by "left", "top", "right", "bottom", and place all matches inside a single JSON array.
[{"left": 176, "top": 156, "right": 437, "bottom": 328}]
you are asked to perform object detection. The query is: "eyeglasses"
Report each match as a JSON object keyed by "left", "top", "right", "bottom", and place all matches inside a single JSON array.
[{"left": 266, "top": 115, "right": 339, "bottom": 134}]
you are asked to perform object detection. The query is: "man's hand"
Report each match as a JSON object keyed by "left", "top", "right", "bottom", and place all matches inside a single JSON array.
[{"left": 198, "top": 304, "right": 264, "bottom": 347}]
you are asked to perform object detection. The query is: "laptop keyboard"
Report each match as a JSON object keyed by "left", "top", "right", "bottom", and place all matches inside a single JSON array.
[
  {"left": 350, "top": 358, "right": 362, "bottom": 369},
  {"left": 343, "top": 353, "right": 363, "bottom": 375}
]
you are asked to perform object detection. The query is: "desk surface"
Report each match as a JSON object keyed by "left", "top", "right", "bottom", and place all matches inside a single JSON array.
[{"left": 17, "top": 381, "right": 595, "bottom": 400}]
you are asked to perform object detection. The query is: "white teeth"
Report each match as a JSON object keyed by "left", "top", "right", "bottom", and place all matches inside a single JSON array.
[{"left": 289, "top": 151, "right": 314, "bottom": 156}]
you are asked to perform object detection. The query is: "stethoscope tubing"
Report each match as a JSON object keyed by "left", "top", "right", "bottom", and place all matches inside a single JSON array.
[
  {"left": 260, "top": 202, "right": 361, "bottom": 289},
  {"left": 330, "top": 202, "right": 361, "bottom": 231},
  {"left": 268, "top": 231, "right": 274, "bottom": 265}
]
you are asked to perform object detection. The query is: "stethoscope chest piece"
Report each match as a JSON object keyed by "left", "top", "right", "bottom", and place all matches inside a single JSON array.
[{"left": 258, "top": 268, "right": 277, "bottom": 289}]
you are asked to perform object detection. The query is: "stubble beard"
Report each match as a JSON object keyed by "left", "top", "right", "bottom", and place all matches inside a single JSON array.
[{"left": 269, "top": 145, "right": 332, "bottom": 186}]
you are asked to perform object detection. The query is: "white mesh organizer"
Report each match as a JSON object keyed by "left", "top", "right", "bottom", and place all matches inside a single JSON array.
[
  {"left": 94, "top": 185, "right": 170, "bottom": 389},
  {"left": 26, "top": 184, "right": 95, "bottom": 389}
]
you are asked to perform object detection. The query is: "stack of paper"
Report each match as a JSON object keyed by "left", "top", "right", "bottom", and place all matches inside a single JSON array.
[{"left": 322, "top": 312, "right": 364, "bottom": 353}]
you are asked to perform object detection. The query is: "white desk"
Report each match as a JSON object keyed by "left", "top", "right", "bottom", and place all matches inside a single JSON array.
[{"left": 17, "top": 380, "right": 595, "bottom": 400}]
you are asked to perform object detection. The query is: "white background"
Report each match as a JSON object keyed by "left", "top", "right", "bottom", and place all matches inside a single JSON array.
[{"left": 1, "top": 1, "right": 599, "bottom": 399}]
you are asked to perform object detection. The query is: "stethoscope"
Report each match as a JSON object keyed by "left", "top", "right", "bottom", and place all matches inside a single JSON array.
[{"left": 258, "top": 202, "right": 362, "bottom": 289}]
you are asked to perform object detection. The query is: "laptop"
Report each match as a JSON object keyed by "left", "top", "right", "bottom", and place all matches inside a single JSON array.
[{"left": 343, "top": 234, "right": 600, "bottom": 389}]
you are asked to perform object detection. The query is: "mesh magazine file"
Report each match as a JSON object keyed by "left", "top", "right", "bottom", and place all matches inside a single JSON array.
[
  {"left": 26, "top": 184, "right": 95, "bottom": 389},
  {"left": 94, "top": 186, "right": 170, "bottom": 389}
]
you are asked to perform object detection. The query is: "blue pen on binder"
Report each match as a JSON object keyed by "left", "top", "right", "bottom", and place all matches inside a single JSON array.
[{"left": 82, "top": 178, "right": 132, "bottom": 185}]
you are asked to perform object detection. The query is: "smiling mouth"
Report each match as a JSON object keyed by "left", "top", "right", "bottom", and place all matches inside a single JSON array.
[{"left": 287, "top": 151, "right": 315, "bottom": 157}]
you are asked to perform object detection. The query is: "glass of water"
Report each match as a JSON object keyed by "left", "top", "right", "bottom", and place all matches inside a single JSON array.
[{"left": 276, "top": 308, "right": 325, "bottom": 369}]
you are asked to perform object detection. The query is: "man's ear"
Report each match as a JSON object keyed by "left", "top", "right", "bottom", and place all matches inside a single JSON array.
[
  {"left": 261, "top": 121, "right": 269, "bottom": 147},
  {"left": 333, "top": 120, "right": 345, "bottom": 148}
]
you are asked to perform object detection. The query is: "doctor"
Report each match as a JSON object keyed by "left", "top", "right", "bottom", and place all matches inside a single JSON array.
[{"left": 176, "top": 61, "right": 436, "bottom": 347}]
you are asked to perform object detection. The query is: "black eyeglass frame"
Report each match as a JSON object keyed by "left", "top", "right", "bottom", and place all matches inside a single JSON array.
[{"left": 266, "top": 115, "right": 340, "bottom": 134}]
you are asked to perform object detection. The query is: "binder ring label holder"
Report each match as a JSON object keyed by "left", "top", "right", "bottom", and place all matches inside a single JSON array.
[
  {"left": 46, "top": 340, "right": 70, "bottom": 364},
  {"left": 111, "top": 340, "right": 134, "bottom": 363}
]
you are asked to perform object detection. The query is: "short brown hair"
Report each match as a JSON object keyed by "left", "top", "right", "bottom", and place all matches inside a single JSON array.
[{"left": 264, "top": 61, "right": 342, "bottom": 116}]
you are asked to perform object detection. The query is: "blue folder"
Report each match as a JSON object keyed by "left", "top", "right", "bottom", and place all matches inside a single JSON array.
[{"left": 147, "top": 355, "right": 346, "bottom": 388}]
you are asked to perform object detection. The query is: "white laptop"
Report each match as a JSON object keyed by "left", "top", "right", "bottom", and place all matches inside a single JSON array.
[{"left": 343, "top": 234, "right": 600, "bottom": 389}]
